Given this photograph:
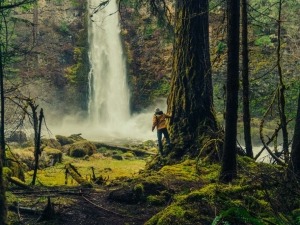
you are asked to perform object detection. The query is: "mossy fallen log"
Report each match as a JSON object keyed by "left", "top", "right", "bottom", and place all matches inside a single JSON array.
[
  {"left": 65, "top": 163, "right": 93, "bottom": 188},
  {"left": 93, "top": 142, "right": 156, "bottom": 156},
  {"left": 8, "top": 204, "right": 41, "bottom": 215},
  {"left": 7, "top": 177, "right": 32, "bottom": 190}
]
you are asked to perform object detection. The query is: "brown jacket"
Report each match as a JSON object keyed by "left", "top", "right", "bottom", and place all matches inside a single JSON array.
[{"left": 152, "top": 113, "right": 171, "bottom": 131}]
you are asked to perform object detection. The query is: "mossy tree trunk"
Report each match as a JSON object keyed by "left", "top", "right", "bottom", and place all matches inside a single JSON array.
[
  {"left": 220, "top": 0, "right": 240, "bottom": 183},
  {"left": 0, "top": 43, "right": 5, "bottom": 165},
  {"left": 167, "top": 0, "right": 219, "bottom": 157},
  {"left": 0, "top": 159, "right": 7, "bottom": 225},
  {"left": 241, "top": 0, "right": 253, "bottom": 158},
  {"left": 0, "top": 31, "right": 7, "bottom": 225},
  {"left": 288, "top": 92, "right": 300, "bottom": 179}
]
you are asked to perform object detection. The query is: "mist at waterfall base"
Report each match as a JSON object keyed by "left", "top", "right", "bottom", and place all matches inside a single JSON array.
[
  {"left": 49, "top": 0, "right": 165, "bottom": 143},
  {"left": 51, "top": 101, "right": 166, "bottom": 142}
]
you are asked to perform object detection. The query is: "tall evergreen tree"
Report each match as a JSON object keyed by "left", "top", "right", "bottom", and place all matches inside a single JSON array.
[
  {"left": 167, "top": 0, "right": 219, "bottom": 157},
  {"left": 220, "top": 0, "right": 240, "bottom": 182},
  {"left": 241, "top": 0, "right": 253, "bottom": 158},
  {"left": 288, "top": 91, "right": 300, "bottom": 179}
]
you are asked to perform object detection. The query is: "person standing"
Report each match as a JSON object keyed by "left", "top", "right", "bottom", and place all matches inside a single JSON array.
[{"left": 152, "top": 108, "right": 171, "bottom": 155}]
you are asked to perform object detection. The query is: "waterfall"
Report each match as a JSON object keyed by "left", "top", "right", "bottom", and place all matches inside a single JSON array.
[
  {"left": 87, "top": 0, "right": 130, "bottom": 132},
  {"left": 51, "top": 0, "right": 163, "bottom": 141},
  {"left": 47, "top": 0, "right": 165, "bottom": 142}
]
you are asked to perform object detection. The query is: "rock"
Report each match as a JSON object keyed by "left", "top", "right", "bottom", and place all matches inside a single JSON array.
[
  {"left": 68, "top": 141, "right": 97, "bottom": 158},
  {"left": 41, "top": 138, "right": 62, "bottom": 150},
  {"left": 55, "top": 135, "right": 74, "bottom": 146},
  {"left": 40, "top": 147, "right": 63, "bottom": 166}
]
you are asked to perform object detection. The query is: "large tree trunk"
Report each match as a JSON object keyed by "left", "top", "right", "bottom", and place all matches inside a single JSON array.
[
  {"left": 0, "top": 160, "right": 7, "bottom": 225},
  {"left": 220, "top": 0, "right": 240, "bottom": 183},
  {"left": 276, "top": 0, "right": 289, "bottom": 162},
  {"left": 241, "top": 0, "right": 253, "bottom": 158},
  {"left": 0, "top": 44, "right": 5, "bottom": 165},
  {"left": 288, "top": 92, "right": 300, "bottom": 179},
  {"left": 167, "top": 0, "right": 219, "bottom": 158},
  {"left": 0, "top": 39, "right": 7, "bottom": 225}
]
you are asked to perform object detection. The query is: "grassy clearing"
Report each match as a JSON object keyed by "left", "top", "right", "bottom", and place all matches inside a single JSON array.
[{"left": 24, "top": 153, "right": 147, "bottom": 186}]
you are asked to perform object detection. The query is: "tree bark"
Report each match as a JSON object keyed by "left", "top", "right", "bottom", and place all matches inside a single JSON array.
[
  {"left": 220, "top": 0, "right": 240, "bottom": 183},
  {"left": 276, "top": 0, "right": 289, "bottom": 162},
  {"left": 241, "top": 0, "right": 253, "bottom": 158},
  {"left": 167, "top": 0, "right": 219, "bottom": 157},
  {"left": 0, "top": 159, "right": 7, "bottom": 225},
  {"left": 0, "top": 42, "right": 5, "bottom": 165},
  {"left": 31, "top": 107, "right": 43, "bottom": 185},
  {"left": 288, "top": 92, "right": 300, "bottom": 179},
  {"left": 0, "top": 27, "right": 7, "bottom": 225}
]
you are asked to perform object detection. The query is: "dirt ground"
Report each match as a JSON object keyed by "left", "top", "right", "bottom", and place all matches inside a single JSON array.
[{"left": 9, "top": 187, "right": 163, "bottom": 225}]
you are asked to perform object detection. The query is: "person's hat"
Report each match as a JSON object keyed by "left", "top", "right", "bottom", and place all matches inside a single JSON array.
[{"left": 155, "top": 108, "right": 161, "bottom": 113}]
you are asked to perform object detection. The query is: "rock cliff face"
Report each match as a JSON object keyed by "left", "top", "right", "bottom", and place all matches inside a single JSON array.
[
  {"left": 11, "top": 0, "right": 88, "bottom": 115},
  {"left": 10, "top": 0, "right": 172, "bottom": 115},
  {"left": 120, "top": 6, "right": 173, "bottom": 112}
]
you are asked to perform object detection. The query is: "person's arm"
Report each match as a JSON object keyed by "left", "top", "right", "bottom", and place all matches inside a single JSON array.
[
  {"left": 152, "top": 115, "right": 157, "bottom": 131},
  {"left": 164, "top": 113, "right": 172, "bottom": 119}
]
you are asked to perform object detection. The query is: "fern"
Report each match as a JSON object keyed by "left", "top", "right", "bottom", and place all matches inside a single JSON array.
[{"left": 212, "top": 207, "right": 264, "bottom": 225}]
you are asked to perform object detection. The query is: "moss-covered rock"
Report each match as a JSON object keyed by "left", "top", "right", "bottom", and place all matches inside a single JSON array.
[
  {"left": 122, "top": 152, "right": 135, "bottom": 160},
  {"left": 8, "top": 148, "right": 35, "bottom": 172},
  {"left": 68, "top": 141, "right": 97, "bottom": 158},
  {"left": 41, "top": 138, "right": 62, "bottom": 150},
  {"left": 55, "top": 135, "right": 75, "bottom": 146},
  {"left": 40, "top": 147, "right": 63, "bottom": 167},
  {"left": 5, "top": 150, "right": 26, "bottom": 182}
]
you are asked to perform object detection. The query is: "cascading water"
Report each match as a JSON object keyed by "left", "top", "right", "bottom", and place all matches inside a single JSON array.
[
  {"left": 53, "top": 0, "right": 164, "bottom": 141},
  {"left": 87, "top": 0, "right": 130, "bottom": 133}
]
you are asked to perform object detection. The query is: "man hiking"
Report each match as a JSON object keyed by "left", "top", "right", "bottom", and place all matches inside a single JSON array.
[{"left": 152, "top": 108, "right": 171, "bottom": 155}]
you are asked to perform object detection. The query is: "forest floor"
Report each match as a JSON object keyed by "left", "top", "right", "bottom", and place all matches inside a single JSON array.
[
  {"left": 6, "top": 137, "right": 293, "bottom": 225},
  {"left": 9, "top": 185, "right": 163, "bottom": 225},
  {"left": 6, "top": 146, "right": 165, "bottom": 225}
]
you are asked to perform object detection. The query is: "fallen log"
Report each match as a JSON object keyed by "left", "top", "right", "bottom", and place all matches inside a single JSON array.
[
  {"left": 8, "top": 204, "right": 41, "bottom": 215},
  {"left": 93, "top": 142, "right": 156, "bottom": 156},
  {"left": 65, "top": 163, "right": 93, "bottom": 188},
  {"left": 8, "top": 177, "right": 32, "bottom": 190}
]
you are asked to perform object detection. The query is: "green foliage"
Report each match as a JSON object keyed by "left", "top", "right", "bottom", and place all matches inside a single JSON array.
[
  {"left": 133, "top": 183, "right": 144, "bottom": 199},
  {"left": 254, "top": 35, "right": 273, "bottom": 47},
  {"left": 59, "top": 21, "right": 71, "bottom": 35},
  {"left": 147, "top": 195, "right": 167, "bottom": 206},
  {"left": 54, "top": 0, "right": 63, "bottom": 5},
  {"left": 145, "top": 205, "right": 187, "bottom": 225},
  {"left": 212, "top": 207, "right": 265, "bottom": 225},
  {"left": 120, "top": 0, "right": 137, "bottom": 8},
  {"left": 151, "top": 78, "right": 170, "bottom": 98},
  {"left": 216, "top": 41, "right": 227, "bottom": 54},
  {"left": 144, "top": 24, "right": 155, "bottom": 38}
]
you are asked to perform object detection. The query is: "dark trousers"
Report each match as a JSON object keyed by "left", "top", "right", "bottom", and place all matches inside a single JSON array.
[{"left": 157, "top": 128, "right": 170, "bottom": 153}]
